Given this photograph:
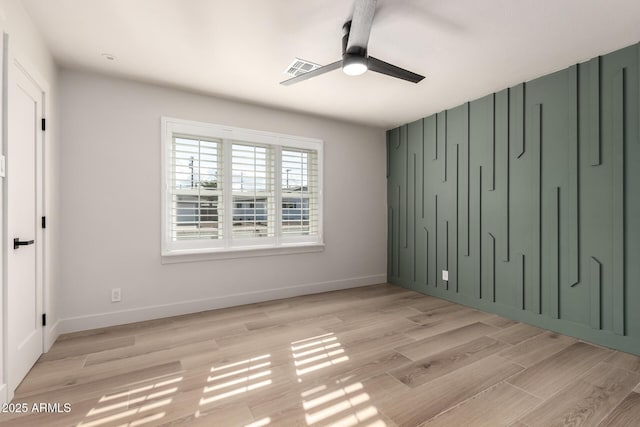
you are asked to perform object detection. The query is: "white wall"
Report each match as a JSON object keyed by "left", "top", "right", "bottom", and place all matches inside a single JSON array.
[
  {"left": 58, "top": 69, "right": 387, "bottom": 332},
  {"left": 0, "top": 0, "right": 60, "bottom": 402}
]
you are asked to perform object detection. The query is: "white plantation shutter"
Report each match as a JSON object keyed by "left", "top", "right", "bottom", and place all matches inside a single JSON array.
[
  {"left": 231, "top": 143, "right": 276, "bottom": 239},
  {"left": 170, "top": 136, "right": 223, "bottom": 244},
  {"left": 162, "top": 118, "right": 322, "bottom": 256},
  {"left": 281, "top": 148, "right": 319, "bottom": 238}
]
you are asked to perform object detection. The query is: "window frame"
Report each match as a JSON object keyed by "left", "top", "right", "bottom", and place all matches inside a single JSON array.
[{"left": 161, "top": 117, "right": 324, "bottom": 259}]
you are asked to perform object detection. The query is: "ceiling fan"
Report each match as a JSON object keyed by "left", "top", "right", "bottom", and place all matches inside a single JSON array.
[{"left": 280, "top": 0, "right": 425, "bottom": 86}]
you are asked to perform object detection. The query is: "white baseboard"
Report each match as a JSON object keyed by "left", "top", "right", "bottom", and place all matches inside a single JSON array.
[
  {"left": 45, "top": 319, "right": 61, "bottom": 352},
  {"left": 58, "top": 274, "right": 386, "bottom": 334}
]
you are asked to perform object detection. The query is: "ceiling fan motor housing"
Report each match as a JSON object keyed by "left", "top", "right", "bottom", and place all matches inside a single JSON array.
[{"left": 342, "top": 21, "right": 351, "bottom": 55}]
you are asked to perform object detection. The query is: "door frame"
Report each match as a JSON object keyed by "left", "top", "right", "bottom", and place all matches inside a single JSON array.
[{"left": 1, "top": 35, "right": 49, "bottom": 403}]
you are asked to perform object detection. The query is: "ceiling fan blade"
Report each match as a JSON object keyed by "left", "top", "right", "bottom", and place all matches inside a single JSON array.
[
  {"left": 367, "top": 56, "right": 425, "bottom": 83},
  {"left": 346, "top": 0, "right": 377, "bottom": 53},
  {"left": 280, "top": 60, "right": 343, "bottom": 86}
]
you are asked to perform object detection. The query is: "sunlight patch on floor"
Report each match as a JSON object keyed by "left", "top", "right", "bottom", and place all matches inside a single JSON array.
[
  {"left": 77, "top": 375, "right": 183, "bottom": 427},
  {"left": 302, "top": 382, "right": 363, "bottom": 411},
  {"left": 199, "top": 354, "right": 273, "bottom": 406},
  {"left": 289, "top": 332, "right": 388, "bottom": 426},
  {"left": 291, "top": 333, "right": 349, "bottom": 377},
  {"left": 98, "top": 376, "right": 183, "bottom": 404}
]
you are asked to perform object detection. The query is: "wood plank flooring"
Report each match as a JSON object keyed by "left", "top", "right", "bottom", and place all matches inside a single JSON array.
[{"left": 2, "top": 283, "right": 640, "bottom": 426}]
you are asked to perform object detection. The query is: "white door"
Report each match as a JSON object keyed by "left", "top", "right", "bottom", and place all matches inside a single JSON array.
[{"left": 6, "top": 59, "right": 44, "bottom": 395}]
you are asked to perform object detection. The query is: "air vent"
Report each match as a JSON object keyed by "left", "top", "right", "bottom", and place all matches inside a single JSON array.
[{"left": 285, "top": 58, "right": 321, "bottom": 77}]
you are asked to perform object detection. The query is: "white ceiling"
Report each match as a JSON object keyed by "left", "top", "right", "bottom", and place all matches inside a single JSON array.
[{"left": 22, "top": 0, "right": 640, "bottom": 129}]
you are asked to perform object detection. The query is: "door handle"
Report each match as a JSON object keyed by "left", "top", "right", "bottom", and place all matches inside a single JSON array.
[{"left": 13, "top": 238, "right": 35, "bottom": 250}]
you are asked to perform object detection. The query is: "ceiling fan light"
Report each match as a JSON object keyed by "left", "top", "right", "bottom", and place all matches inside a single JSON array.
[
  {"left": 343, "top": 62, "right": 368, "bottom": 76},
  {"left": 342, "top": 54, "right": 368, "bottom": 76}
]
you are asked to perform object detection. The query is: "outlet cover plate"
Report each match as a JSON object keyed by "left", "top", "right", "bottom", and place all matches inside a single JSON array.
[{"left": 442, "top": 270, "right": 449, "bottom": 281}]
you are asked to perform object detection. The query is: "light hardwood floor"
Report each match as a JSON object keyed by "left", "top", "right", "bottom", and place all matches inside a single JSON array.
[{"left": 2, "top": 284, "right": 640, "bottom": 426}]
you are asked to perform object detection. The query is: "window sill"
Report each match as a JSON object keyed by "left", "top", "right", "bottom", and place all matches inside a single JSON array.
[{"left": 161, "top": 243, "right": 325, "bottom": 264}]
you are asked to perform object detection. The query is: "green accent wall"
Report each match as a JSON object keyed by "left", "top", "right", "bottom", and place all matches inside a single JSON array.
[{"left": 387, "top": 43, "right": 640, "bottom": 355}]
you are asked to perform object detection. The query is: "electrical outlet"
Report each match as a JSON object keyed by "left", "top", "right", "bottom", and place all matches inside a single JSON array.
[
  {"left": 111, "top": 288, "right": 122, "bottom": 302},
  {"left": 442, "top": 270, "right": 449, "bottom": 281}
]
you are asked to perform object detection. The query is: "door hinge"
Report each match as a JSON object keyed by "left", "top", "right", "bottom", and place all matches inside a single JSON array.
[
  {"left": 42, "top": 313, "right": 47, "bottom": 327},
  {"left": 42, "top": 216, "right": 46, "bottom": 229},
  {"left": 41, "top": 118, "right": 46, "bottom": 131}
]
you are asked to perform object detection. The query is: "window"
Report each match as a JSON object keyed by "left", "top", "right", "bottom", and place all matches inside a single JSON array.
[{"left": 162, "top": 118, "right": 323, "bottom": 257}]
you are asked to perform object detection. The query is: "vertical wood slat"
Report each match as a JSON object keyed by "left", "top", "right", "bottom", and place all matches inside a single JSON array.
[
  {"left": 568, "top": 64, "right": 580, "bottom": 287},
  {"left": 549, "top": 187, "right": 560, "bottom": 319},
  {"left": 399, "top": 127, "right": 405, "bottom": 250},
  {"left": 464, "top": 103, "right": 470, "bottom": 256},
  {"left": 488, "top": 233, "right": 496, "bottom": 302},
  {"left": 421, "top": 119, "right": 425, "bottom": 219},
  {"left": 455, "top": 144, "right": 460, "bottom": 293},
  {"left": 534, "top": 103, "right": 542, "bottom": 315},
  {"left": 513, "top": 84, "right": 525, "bottom": 158},
  {"left": 433, "top": 113, "right": 438, "bottom": 160},
  {"left": 413, "top": 153, "right": 417, "bottom": 283},
  {"left": 495, "top": 89, "right": 510, "bottom": 262},
  {"left": 612, "top": 68, "right": 626, "bottom": 336},
  {"left": 403, "top": 125, "right": 409, "bottom": 249},
  {"left": 434, "top": 194, "right": 439, "bottom": 288},
  {"left": 396, "top": 186, "right": 401, "bottom": 276},
  {"left": 424, "top": 227, "right": 429, "bottom": 286},
  {"left": 590, "top": 57, "right": 601, "bottom": 166},
  {"left": 388, "top": 206, "right": 393, "bottom": 278},
  {"left": 590, "top": 256, "right": 601, "bottom": 329},
  {"left": 445, "top": 220, "right": 449, "bottom": 290},
  {"left": 489, "top": 93, "right": 496, "bottom": 190},
  {"left": 477, "top": 166, "right": 483, "bottom": 299},
  {"left": 424, "top": 116, "right": 436, "bottom": 231},
  {"left": 440, "top": 112, "right": 448, "bottom": 182},
  {"left": 518, "top": 253, "right": 525, "bottom": 310},
  {"left": 388, "top": 128, "right": 398, "bottom": 279}
]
